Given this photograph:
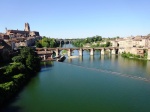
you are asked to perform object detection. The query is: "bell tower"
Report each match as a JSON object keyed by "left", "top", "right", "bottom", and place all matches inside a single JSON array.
[{"left": 24, "top": 23, "right": 30, "bottom": 32}]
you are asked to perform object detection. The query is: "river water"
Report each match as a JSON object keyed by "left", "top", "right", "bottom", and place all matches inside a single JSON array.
[{"left": 3, "top": 44, "right": 150, "bottom": 112}]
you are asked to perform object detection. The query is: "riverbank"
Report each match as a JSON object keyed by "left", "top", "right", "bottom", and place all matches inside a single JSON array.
[
  {"left": 0, "top": 72, "right": 36, "bottom": 109},
  {"left": 121, "top": 52, "right": 147, "bottom": 60},
  {"left": 0, "top": 47, "right": 41, "bottom": 109}
]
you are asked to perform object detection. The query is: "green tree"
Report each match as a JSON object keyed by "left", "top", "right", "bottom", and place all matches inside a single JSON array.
[
  {"left": 35, "top": 41, "right": 42, "bottom": 48},
  {"left": 36, "top": 37, "right": 59, "bottom": 48},
  {"left": 12, "top": 47, "right": 41, "bottom": 73},
  {"left": 105, "top": 42, "right": 111, "bottom": 47},
  {"left": 96, "top": 35, "right": 102, "bottom": 41}
]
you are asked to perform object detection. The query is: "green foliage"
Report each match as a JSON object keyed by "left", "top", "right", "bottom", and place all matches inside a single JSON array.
[
  {"left": 4, "top": 63, "right": 25, "bottom": 76},
  {"left": 72, "top": 35, "right": 103, "bottom": 47},
  {"left": 99, "top": 42, "right": 111, "bottom": 47},
  {"left": 13, "top": 74, "right": 24, "bottom": 79},
  {"left": 121, "top": 52, "right": 147, "bottom": 59},
  {"left": 105, "top": 41, "right": 111, "bottom": 47},
  {"left": 36, "top": 37, "right": 59, "bottom": 48},
  {"left": 0, "top": 47, "right": 41, "bottom": 106},
  {"left": 61, "top": 50, "right": 67, "bottom": 55},
  {"left": 35, "top": 41, "right": 42, "bottom": 48},
  {"left": 72, "top": 39, "right": 84, "bottom": 47},
  {"left": 11, "top": 47, "right": 41, "bottom": 73},
  {"left": 0, "top": 81, "right": 14, "bottom": 90},
  {"left": 11, "top": 47, "right": 41, "bottom": 72},
  {"left": 0, "top": 63, "right": 25, "bottom": 83},
  {"left": 12, "top": 56, "right": 23, "bottom": 63},
  {"left": 0, "top": 81, "right": 14, "bottom": 105}
]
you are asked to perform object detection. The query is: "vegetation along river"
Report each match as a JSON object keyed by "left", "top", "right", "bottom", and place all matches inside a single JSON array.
[{"left": 2, "top": 44, "right": 150, "bottom": 112}]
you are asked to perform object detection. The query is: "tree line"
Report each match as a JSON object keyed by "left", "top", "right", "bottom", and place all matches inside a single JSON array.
[
  {"left": 72, "top": 35, "right": 111, "bottom": 47},
  {"left": 35, "top": 36, "right": 60, "bottom": 48}
]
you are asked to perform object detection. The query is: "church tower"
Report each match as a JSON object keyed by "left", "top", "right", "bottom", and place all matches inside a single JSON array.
[{"left": 24, "top": 23, "right": 30, "bottom": 32}]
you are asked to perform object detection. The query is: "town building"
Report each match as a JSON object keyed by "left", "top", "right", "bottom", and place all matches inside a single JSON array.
[
  {"left": 0, "top": 23, "right": 42, "bottom": 49},
  {"left": 6, "top": 23, "right": 40, "bottom": 38},
  {"left": 111, "top": 35, "right": 150, "bottom": 55}
]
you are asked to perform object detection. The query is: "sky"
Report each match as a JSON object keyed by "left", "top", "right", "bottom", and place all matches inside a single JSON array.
[{"left": 0, "top": 0, "right": 150, "bottom": 38}]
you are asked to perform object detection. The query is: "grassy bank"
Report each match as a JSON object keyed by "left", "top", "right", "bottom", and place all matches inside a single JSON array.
[{"left": 121, "top": 52, "right": 147, "bottom": 60}]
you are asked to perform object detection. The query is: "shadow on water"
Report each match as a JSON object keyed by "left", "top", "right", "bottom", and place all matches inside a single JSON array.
[
  {"left": 0, "top": 62, "right": 51, "bottom": 112},
  {"left": 1, "top": 74, "right": 41, "bottom": 112},
  {"left": 41, "top": 61, "right": 54, "bottom": 68},
  {"left": 1, "top": 105, "right": 22, "bottom": 112},
  {"left": 40, "top": 61, "right": 54, "bottom": 72},
  {"left": 0, "top": 89, "right": 23, "bottom": 112}
]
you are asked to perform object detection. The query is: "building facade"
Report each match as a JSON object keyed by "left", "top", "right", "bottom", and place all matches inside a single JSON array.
[
  {"left": 0, "top": 23, "right": 42, "bottom": 49},
  {"left": 111, "top": 35, "right": 150, "bottom": 55}
]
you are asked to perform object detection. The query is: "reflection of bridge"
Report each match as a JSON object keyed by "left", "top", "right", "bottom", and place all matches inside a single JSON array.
[{"left": 36, "top": 47, "right": 119, "bottom": 60}]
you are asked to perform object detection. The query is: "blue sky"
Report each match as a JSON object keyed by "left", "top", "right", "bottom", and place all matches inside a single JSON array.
[{"left": 0, "top": 0, "right": 150, "bottom": 38}]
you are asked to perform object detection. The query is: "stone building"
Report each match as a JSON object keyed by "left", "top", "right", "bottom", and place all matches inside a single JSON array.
[
  {"left": 1, "top": 23, "right": 42, "bottom": 49},
  {"left": 111, "top": 35, "right": 150, "bottom": 55},
  {"left": 6, "top": 23, "right": 40, "bottom": 38},
  {"left": 0, "top": 33, "right": 9, "bottom": 40}
]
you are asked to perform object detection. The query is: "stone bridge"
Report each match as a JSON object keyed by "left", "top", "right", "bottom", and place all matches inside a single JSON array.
[
  {"left": 36, "top": 47, "right": 119, "bottom": 60},
  {"left": 36, "top": 47, "right": 150, "bottom": 60}
]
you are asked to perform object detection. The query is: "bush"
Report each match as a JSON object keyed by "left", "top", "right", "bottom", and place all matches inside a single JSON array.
[{"left": 121, "top": 52, "right": 143, "bottom": 59}]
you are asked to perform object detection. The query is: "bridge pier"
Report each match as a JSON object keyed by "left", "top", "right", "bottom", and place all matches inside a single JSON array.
[
  {"left": 79, "top": 48, "right": 83, "bottom": 56},
  {"left": 111, "top": 48, "right": 116, "bottom": 55},
  {"left": 44, "top": 48, "right": 47, "bottom": 53},
  {"left": 51, "top": 54, "right": 53, "bottom": 58},
  {"left": 43, "top": 55, "right": 46, "bottom": 60},
  {"left": 68, "top": 49, "right": 72, "bottom": 57},
  {"left": 101, "top": 48, "right": 105, "bottom": 55},
  {"left": 55, "top": 48, "right": 60, "bottom": 57},
  {"left": 90, "top": 48, "right": 94, "bottom": 56},
  {"left": 147, "top": 49, "right": 150, "bottom": 60}
]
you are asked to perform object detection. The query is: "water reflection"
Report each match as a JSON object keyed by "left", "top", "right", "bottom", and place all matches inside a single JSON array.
[
  {"left": 4, "top": 44, "right": 150, "bottom": 112},
  {"left": 68, "top": 58, "right": 72, "bottom": 63},
  {"left": 41, "top": 61, "right": 54, "bottom": 69},
  {"left": 100, "top": 55, "right": 105, "bottom": 61},
  {"left": 89, "top": 56, "right": 94, "bottom": 62},
  {"left": 79, "top": 56, "right": 83, "bottom": 63}
]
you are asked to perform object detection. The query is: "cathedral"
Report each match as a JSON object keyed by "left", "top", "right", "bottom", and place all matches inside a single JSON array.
[{"left": 5, "top": 23, "right": 40, "bottom": 38}]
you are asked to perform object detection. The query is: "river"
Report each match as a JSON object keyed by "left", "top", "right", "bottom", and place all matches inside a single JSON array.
[{"left": 2, "top": 44, "right": 150, "bottom": 112}]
